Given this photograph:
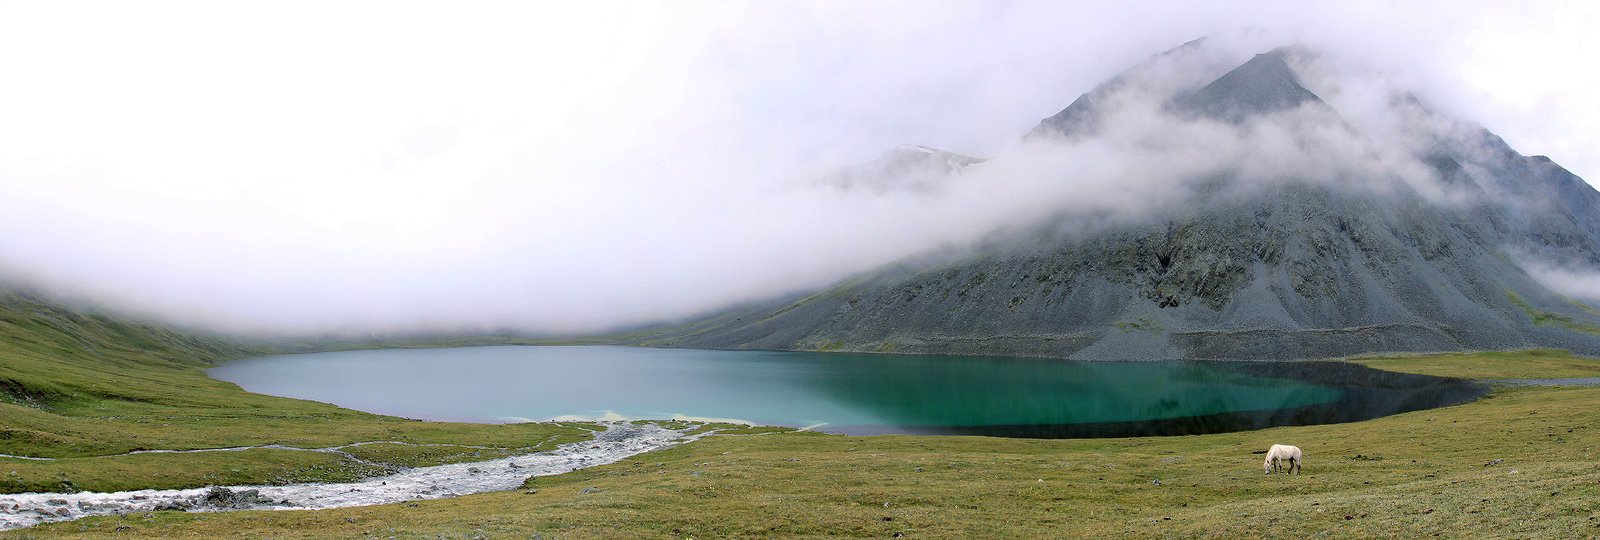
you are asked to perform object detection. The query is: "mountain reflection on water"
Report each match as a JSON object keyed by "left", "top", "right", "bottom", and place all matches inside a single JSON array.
[
  {"left": 211, "top": 346, "right": 1485, "bottom": 438},
  {"left": 858, "top": 360, "right": 1487, "bottom": 438}
]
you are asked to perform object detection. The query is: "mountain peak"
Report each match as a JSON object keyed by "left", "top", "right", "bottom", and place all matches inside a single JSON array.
[
  {"left": 819, "top": 145, "right": 984, "bottom": 193},
  {"left": 1176, "top": 48, "right": 1323, "bottom": 121},
  {"left": 1027, "top": 39, "right": 1218, "bottom": 141},
  {"left": 884, "top": 145, "right": 983, "bottom": 167},
  {"left": 872, "top": 144, "right": 984, "bottom": 179}
]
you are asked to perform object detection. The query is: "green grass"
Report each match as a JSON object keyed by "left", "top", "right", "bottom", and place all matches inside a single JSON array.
[
  {"left": 1508, "top": 291, "right": 1600, "bottom": 335},
  {"left": 0, "top": 292, "right": 589, "bottom": 493},
  {"left": 14, "top": 385, "right": 1600, "bottom": 539},
  {"left": 7, "top": 289, "right": 1600, "bottom": 537},
  {"left": 1351, "top": 349, "right": 1600, "bottom": 380}
]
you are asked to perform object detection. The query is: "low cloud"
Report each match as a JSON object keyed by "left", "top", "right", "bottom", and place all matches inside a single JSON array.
[
  {"left": 1521, "top": 260, "right": 1600, "bottom": 304},
  {"left": 0, "top": 2, "right": 1593, "bottom": 336}
]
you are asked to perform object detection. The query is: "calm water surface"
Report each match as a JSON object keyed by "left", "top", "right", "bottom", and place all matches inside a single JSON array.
[{"left": 209, "top": 346, "right": 1485, "bottom": 437}]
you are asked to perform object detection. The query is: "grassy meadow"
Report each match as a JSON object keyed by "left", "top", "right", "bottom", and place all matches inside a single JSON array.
[
  {"left": 10, "top": 380, "right": 1599, "bottom": 539},
  {"left": 1352, "top": 348, "right": 1600, "bottom": 380},
  {"left": 0, "top": 293, "right": 590, "bottom": 493},
  {"left": 6, "top": 291, "right": 1600, "bottom": 537}
]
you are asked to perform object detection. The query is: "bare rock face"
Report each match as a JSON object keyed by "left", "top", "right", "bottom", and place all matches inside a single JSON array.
[
  {"left": 1174, "top": 49, "right": 1324, "bottom": 121},
  {"left": 632, "top": 40, "right": 1600, "bottom": 360}
]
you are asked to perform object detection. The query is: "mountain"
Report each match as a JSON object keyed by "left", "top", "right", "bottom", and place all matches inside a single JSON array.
[
  {"left": 628, "top": 41, "right": 1600, "bottom": 360},
  {"left": 818, "top": 144, "right": 985, "bottom": 193},
  {"left": 1174, "top": 49, "right": 1324, "bottom": 121}
]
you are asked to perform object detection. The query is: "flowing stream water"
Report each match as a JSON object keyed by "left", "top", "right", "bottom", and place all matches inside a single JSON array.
[{"left": 0, "top": 423, "right": 691, "bottom": 530}]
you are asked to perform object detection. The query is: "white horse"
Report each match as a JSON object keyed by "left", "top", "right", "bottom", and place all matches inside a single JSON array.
[{"left": 1263, "top": 444, "right": 1302, "bottom": 475}]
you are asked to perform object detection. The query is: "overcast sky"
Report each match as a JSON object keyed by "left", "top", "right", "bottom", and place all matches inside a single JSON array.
[{"left": 0, "top": 1, "right": 1597, "bottom": 336}]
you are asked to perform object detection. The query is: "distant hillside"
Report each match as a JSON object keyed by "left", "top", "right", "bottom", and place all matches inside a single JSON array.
[{"left": 0, "top": 288, "right": 254, "bottom": 411}]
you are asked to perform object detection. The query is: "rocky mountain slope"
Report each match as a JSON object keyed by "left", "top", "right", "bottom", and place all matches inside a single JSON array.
[{"left": 626, "top": 42, "right": 1600, "bottom": 360}]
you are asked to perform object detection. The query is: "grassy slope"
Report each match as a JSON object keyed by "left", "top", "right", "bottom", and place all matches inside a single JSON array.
[
  {"left": 0, "top": 292, "right": 588, "bottom": 493},
  {"left": 1352, "top": 349, "right": 1600, "bottom": 380},
  {"left": 7, "top": 356, "right": 1599, "bottom": 538},
  {"left": 1508, "top": 291, "right": 1600, "bottom": 335}
]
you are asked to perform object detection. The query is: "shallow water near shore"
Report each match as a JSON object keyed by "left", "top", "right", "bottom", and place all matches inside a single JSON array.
[{"left": 211, "top": 346, "right": 1486, "bottom": 437}]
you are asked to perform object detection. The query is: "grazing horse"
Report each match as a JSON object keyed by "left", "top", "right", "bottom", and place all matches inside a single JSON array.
[{"left": 1264, "top": 444, "right": 1302, "bottom": 475}]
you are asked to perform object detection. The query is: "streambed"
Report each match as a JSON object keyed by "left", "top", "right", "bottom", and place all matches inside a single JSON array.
[{"left": 0, "top": 423, "right": 690, "bottom": 530}]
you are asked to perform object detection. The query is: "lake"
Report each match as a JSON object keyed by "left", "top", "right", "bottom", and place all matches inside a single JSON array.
[{"left": 209, "top": 346, "right": 1486, "bottom": 438}]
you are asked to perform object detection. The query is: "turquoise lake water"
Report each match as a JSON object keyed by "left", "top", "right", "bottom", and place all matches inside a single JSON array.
[{"left": 209, "top": 346, "right": 1483, "bottom": 437}]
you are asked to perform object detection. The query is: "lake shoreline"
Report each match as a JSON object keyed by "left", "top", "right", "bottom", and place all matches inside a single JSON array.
[{"left": 210, "top": 345, "right": 1487, "bottom": 438}]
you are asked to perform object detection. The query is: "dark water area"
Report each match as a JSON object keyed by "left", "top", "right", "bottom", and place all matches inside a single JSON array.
[
  {"left": 209, "top": 346, "right": 1486, "bottom": 438},
  {"left": 931, "top": 361, "right": 1488, "bottom": 438}
]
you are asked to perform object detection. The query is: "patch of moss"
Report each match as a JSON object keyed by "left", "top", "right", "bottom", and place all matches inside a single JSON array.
[
  {"left": 1507, "top": 291, "right": 1600, "bottom": 335},
  {"left": 1112, "top": 317, "right": 1163, "bottom": 334}
]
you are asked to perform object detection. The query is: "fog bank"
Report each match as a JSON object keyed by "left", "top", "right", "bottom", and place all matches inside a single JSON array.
[{"left": 0, "top": 1, "right": 1595, "bottom": 336}]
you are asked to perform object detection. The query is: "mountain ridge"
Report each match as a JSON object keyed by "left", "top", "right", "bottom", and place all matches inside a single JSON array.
[{"left": 624, "top": 41, "right": 1600, "bottom": 360}]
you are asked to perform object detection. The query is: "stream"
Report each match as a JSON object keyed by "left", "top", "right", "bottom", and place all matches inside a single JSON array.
[{"left": 0, "top": 423, "right": 692, "bottom": 530}]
